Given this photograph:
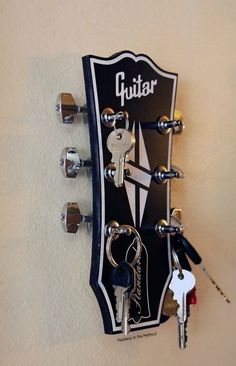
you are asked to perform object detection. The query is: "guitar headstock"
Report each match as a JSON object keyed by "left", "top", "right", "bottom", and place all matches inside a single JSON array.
[{"left": 58, "top": 51, "right": 184, "bottom": 334}]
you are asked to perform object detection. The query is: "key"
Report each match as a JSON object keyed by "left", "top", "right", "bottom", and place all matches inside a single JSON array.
[
  {"left": 175, "top": 234, "right": 231, "bottom": 303},
  {"left": 172, "top": 236, "right": 192, "bottom": 271},
  {"left": 162, "top": 288, "right": 179, "bottom": 316},
  {"left": 111, "top": 261, "right": 132, "bottom": 323},
  {"left": 107, "top": 129, "right": 135, "bottom": 187},
  {"left": 122, "top": 264, "right": 136, "bottom": 335},
  {"left": 169, "top": 269, "right": 196, "bottom": 350},
  {"left": 111, "top": 261, "right": 136, "bottom": 334}
]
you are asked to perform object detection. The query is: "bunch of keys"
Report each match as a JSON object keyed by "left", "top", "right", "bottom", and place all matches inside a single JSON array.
[
  {"left": 105, "top": 222, "right": 142, "bottom": 335},
  {"left": 173, "top": 234, "right": 230, "bottom": 304},
  {"left": 106, "top": 111, "right": 135, "bottom": 187}
]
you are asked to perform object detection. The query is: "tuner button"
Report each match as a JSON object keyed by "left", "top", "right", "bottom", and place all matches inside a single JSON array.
[
  {"left": 60, "top": 202, "right": 91, "bottom": 233},
  {"left": 56, "top": 93, "right": 87, "bottom": 124},
  {"left": 171, "top": 165, "right": 185, "bottom": 179},
  {"left": 173, "top": 110, "right": 185, "bottom": 134},
  {"left": 59, "top": 147, "right": 91, "bottom": 178}
]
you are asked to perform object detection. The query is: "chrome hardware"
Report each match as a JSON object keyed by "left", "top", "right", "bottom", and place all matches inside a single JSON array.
[
  {"left": 101, "top": 108, "right": 129, "bottom": 129},
  {"left": 170, "top": 208, "right": 183, "bottom": 227},
  {"left": 155, "top": 219, "right": 184, "bottom": 237},
  {"left": 61, "top": 202, "right": 91, "bottom": 233},
  {"left": 60, "top": 147, "right": 91, "bottom": 178},
  {"left": 153, "top": 165, "right": 184, "bottom": 184},
  {"left": 104, "top": 163, "right": 132, "bottom": 183},
  {"left": 105, "top": 221, "right": 142, "bottom": 268},
  {"left": 105, "top": 220, "right": 120, "bottom": 240},
  {"left": 157, "top": 115, "right": 172, "bottom": 135},
  {"left": 157, "top": 111, "right": 185, "bottom": 135},
  {"left": 56, "top": 93, "right": 87, "bottom": 124}
]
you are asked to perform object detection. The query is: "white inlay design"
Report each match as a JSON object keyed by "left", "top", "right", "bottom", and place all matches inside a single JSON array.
[
  {"left": 128, "top": 123, "right": 135, "bottom": 162},
  {"left": 139, "top": 188, "right": 148, "bottom": 227},
  {"left": 124, "top": 180, "right": 136, "bottom": 226},
  {"left": 125, "top": 123, "right": 152, "bottom": 227},
  {"left": 139, "top": 123, "right": 150, "bottom": 170}
]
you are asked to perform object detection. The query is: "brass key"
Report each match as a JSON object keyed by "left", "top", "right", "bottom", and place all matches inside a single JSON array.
[{"left": 162, "top": 289, "right": 179, "bottom": 316}]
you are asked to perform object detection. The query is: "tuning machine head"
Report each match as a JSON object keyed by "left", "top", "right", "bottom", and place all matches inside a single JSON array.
[
  {"left": 100, "top": 108, "right": 129, "bottom": 129},
  {"left": 157, "top": 111, "right": 185, "bottom": 135},
  {"left": 59, "top": 147, "right": 91, "bottom": 178},
  {"left": 60, "top": 202, "right": 92, "bottom": 233},
  {"left": 153, "top": 165, "right": 184, "bottom": 184},
  {"left": 56, "top": 93, "right": 87, "bottom": 124},
  {"left": 155, "top": 218, "right": 184, "bottom": 237}
]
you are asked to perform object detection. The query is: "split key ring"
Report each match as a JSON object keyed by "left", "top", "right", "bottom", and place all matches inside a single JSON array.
[{"left": 105, "top": 221, "right": 142, "bottom": 268}]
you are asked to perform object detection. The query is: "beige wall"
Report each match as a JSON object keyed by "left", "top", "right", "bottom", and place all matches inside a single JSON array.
[{"left": 1, "top": 0, "right": 236, "bottom": 365}]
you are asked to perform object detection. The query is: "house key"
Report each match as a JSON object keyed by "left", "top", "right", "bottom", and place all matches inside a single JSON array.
[
  {"left": 169, "top": 269, "right": 196, "bottom": 349},
  {"left": 107, "top": 129, "right": 135, "bottom": 187}
]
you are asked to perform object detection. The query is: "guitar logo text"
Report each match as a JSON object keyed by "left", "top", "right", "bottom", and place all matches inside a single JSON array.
[{"left": 115, "top": 71, "right": 158, "bottom": 107}]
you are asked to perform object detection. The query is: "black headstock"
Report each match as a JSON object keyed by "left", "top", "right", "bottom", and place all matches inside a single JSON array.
[{"left": 81, "top": 51, "right": 181, "bottom": 333}]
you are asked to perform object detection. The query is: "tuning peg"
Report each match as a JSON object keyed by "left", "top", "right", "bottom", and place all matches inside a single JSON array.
[
  {"left": 155, "top": 219, "right": 184, "bottom": 237},
  {"left": 60, "top": 202, "right": 92, "bottom": 233},
  {"left": 56, "top": 93, "right": 87, "bottom": 124},
  {"left": 59, "top": 147, "right": 91, "bottom": 178},
  {"left": 140, "top": 111, "right": 185, "bottom": 134},
  {"left": 153, "top": 165, "right": 184, "bottom": 184},
  {"left": 104, "top": 163, "right": 132, "bottom": 183},
  {"left": 101, "top": 108, "right": 129, "bottom": 128},
  {"left": 157, "top": 111, "right": 185, "bottom": 135},
  {"left": 141, "top": 209, "right": 184, "bottom": 236}
]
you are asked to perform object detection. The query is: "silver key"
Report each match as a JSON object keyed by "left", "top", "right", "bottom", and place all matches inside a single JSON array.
[
  {"left": 107, "top": 129, "right": 135, "bottom": 187},
  {"left": 121, "top": 266, "right": 136, "bottom": 335},
  {"left": 114, "top": 286, "right": 125, "bottom": 323},
  {"left": 122, "top": 290, "right": 131, "bottom": 335},
  {"left": 113, "top": 285, "right": 132, "bottom": 332},
  {"left": 169, "top": 269, "right": 196, "bottom": 349}
]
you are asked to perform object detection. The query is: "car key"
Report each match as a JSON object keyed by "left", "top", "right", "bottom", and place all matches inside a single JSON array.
[
  {"left": 111, "top": 261, "right": 136, "bottom": 334},
  {"left": 172, "top": 235, "right": 192, "bottom": 271}
]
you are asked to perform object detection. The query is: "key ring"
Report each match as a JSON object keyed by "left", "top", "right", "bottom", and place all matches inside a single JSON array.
[
  {"left": 172, "top": 249, "right": 184, "bottom": 279},
  {"left": 106, "top": 223, "right": 142, "bottom": 268},
  {"left": 113, "top": 111, "right": 129, "bottom": 133}
]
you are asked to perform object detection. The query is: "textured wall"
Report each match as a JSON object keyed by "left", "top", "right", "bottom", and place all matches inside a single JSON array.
[{"left": 0, "top": 0, "right": 236, "bottom": 365}]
